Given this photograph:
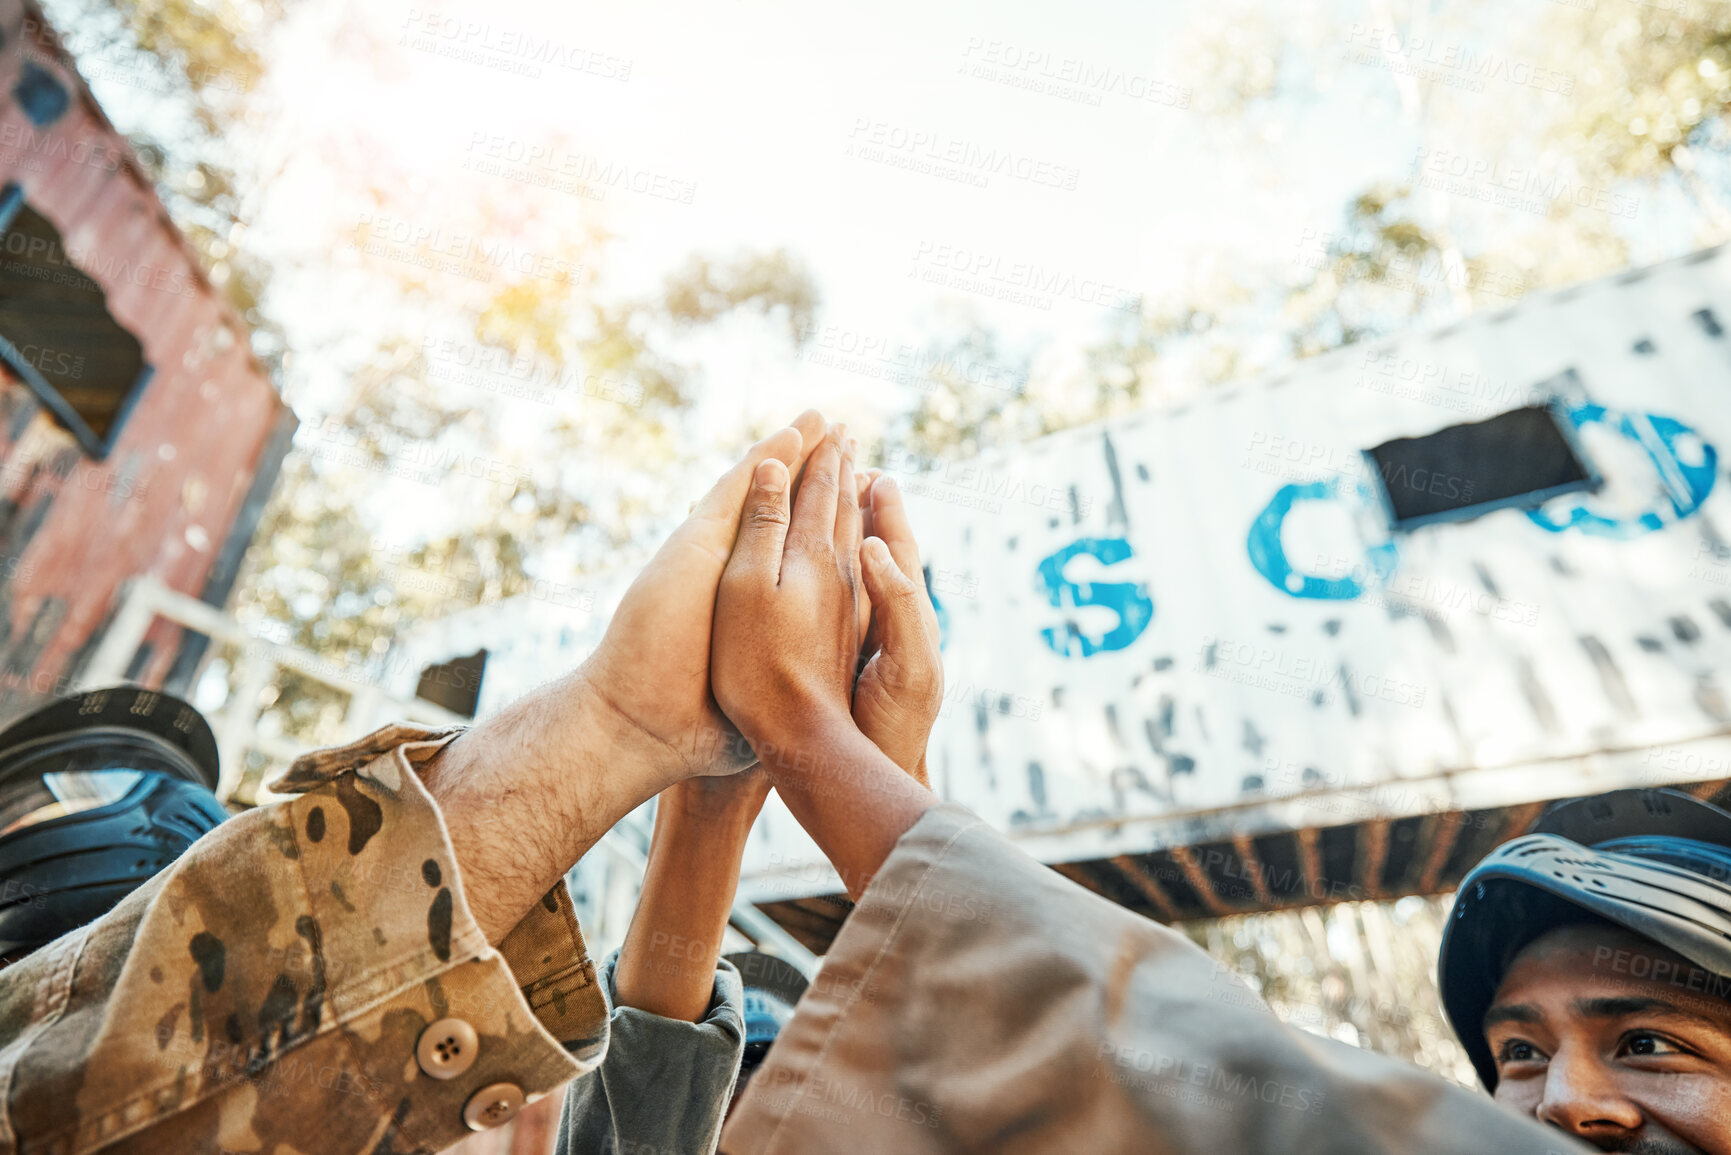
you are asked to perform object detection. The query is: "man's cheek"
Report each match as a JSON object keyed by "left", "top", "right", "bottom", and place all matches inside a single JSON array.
[
  {"left": 1655, "top": 1078, "right": 1731, "bottom": 1150},
  {"left": 1487, "top": 1074, "right": 1541, "bottom": 1117}
]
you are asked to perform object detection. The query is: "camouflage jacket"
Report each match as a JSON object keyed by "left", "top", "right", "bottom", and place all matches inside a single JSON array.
[{"left": 0, "top": 724, "right": 608, "bottom": 1155}]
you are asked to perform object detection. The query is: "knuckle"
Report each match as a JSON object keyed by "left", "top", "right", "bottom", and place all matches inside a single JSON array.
[
  {"left": 746, "top": 503, "right": 789, "bottom": 530},
  {"left": 787, "top": 529, "right": 832, "bottom": 558},
  {"left": 894, "top": 661, "right": 942, "bottom": 710}
]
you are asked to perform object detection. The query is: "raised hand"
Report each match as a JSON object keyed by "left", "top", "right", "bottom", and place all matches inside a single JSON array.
[
  {"left": 580, "top": 410, "right": 829, "bottom": 780},
  {"left": 711, "top": 423, "right": 864, "bottom": 756},
  {"left": 852, "top": 472, "right": 943, "bottom": 785},
  {"left": 711, "top": 428, "right": 938, "bottom": 900},
  {"left": 426, "top": 411, "right": 827, "bottom": 941}
]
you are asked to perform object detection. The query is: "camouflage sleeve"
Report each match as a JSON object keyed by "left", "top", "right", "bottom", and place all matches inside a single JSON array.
[{"left": 0, "top": 724, "right": 609, "bottom": 1155}]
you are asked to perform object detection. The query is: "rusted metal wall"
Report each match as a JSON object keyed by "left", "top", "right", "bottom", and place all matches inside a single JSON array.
[{"left": 0, "top": 0, "right": 292, "bottom": 721}]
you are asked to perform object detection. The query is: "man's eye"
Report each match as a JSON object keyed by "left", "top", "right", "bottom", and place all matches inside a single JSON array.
[
  {"left": 1622, "top": 1032, "right": 1684, "bottom": 1058},
  {"left": 1497, "top": 1039, "right": 1545, "bottom": 1065}
]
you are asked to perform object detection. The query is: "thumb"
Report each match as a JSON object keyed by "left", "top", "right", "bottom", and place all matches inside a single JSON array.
[
  {"left": 861, "top": 536, "right": 927, "bottom": 663},
  {"left": 730, "top": 458, "right": 792, "bottom": 578}
]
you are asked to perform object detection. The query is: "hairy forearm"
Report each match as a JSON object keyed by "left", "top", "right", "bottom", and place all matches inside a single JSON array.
[
  {"left": 614, "top": 788, "right": 757, "bottom": 1021},
  {"left": 423, "top": 666, "right": 679, "bottom": 943},
  {"left": 760, "top": 721, "right": 937, "bottom": 902}
]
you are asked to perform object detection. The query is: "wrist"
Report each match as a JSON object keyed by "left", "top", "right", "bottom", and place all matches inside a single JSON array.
[
  {"left": 852, "top": 721, "right": 929, "bottom": 782},
  {"left": 749, "top": 709, "right": 861, "bottom": 782},
  {"left": 760, "top": 720, "right": 924, "bottom": 817},
  {"left": 659, "top": 777, "right": 764, "bottom": 840},
  {"left": 761, "top": 723, "right": 938, "bottom": 901},
  {"left": 570, "top": 660, "right": 690, "bottom": 794},
  {"left": 426, "top": 668, "right": 672, "bottom": 942}
]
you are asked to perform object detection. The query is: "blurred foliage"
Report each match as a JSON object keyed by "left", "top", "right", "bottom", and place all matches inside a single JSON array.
[
  {"left": 1552, "top": 0, "right": 1731, "bottom": 186},
  {"left": 894, "top": 305, "right": 1215, "bottom": 461},
  {"left": 233, "top": 241, "right": 819, "bottom": 669},
  {"left": 1282, "top": 184, "right": 1524, "bottom": 357},
  {"left": 896, "top": 0, "right": 1731, "bottom": 460},
  {"left": 1183, "top": 895, "right": 1475, "bottom": 1085},
  {"left": 121, "top": 0, "right": 279, "bottom": 94},
  {"left": 1172, "top": 0, "right": 1285, "bottom": 118},
  {"left": 660, "top": 248, "right": 819, "bottom": 345}
]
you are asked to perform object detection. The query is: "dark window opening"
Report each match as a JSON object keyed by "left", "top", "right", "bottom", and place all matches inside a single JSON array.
[
  {"left": 14, "top": 61, "right": 68, "bottom": 127},
  {"left": 0, "top": 184, "right": 152, "bottom": 457},
  {"left": 1365, "top": 404, "right": 1596, "bottom": 531},
  {"left": 415, "top": 650, "right": 487, "bottom": 718}
]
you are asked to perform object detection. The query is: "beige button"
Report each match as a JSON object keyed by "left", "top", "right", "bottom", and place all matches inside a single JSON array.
[
  {"left": 463, "top": 1083, "right": 525, "bottom": 1131},
  {"left": 415, "top": 1018, "right": 479, "bottom": 1080}
]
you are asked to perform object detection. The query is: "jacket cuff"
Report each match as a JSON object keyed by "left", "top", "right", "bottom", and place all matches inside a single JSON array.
[
  {"left": 594, "top": 947, "right": 745, "bottom": 1046},
  {"left": 247, "top": 725, "right": 608, "bottom": 1145},
  {"left": 268, "top": 724, "right": 610, "bottom": 1060},
  {"left": 558, "top": 950, "right": 744, "bottom": 1155}
]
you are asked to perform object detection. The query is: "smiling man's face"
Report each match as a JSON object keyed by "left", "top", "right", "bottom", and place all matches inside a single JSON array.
[{"left": 1484, "top": 922, "right": 1731, "bottom": 1154}]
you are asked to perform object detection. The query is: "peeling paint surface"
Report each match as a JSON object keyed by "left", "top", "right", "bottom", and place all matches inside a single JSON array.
[
  {"left": 0, "top": 2, "right": 291, "bottom": 719},
  {"left": 736, "top": 244, "right": 1731, "bottom": 898}
]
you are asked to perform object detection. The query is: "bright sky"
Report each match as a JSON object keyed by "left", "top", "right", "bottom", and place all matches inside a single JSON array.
[
  {"left": 53, "top": 0, "right": 1681, "bottom": 552},
  {"left": 238, "top": 0, "right": 1423, "bottom": 436}
]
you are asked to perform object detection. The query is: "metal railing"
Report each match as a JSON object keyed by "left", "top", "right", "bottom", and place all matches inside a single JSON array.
[{"left": 77, "top": 575, "right": 466, "bottom": 798}]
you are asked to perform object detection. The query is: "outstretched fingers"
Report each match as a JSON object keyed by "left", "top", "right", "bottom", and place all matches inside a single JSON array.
[
  {"left": 789, "top": 423, "right": 845, "bottom": 563},
  {"left": 728, "top": 458, "right": 793, "bottom": 581},
  {"left": 860, "top": 537, "right": 928, "bottom": 659},
  {"left": 680, "top": 411, "right": 826, "bottom": 564},
  {"left": 862, "top": 474, "right": 939, "bottom": 645},
  {"left": 691, "top": 413, "right": 819, "bottom": 523},
  {"left": 863, "top": 475, "right": 921, "bottom": 580},
  {"left": 858, "top": 471, "right": 876, "bottom": 541},
  {"left": 835, "top": 438, "right": 863, "bottom": 561}
]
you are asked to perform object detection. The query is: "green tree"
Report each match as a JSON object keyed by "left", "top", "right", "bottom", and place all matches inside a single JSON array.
[{"left": 232, "top": 241, "right": 820, "bottom": 680}]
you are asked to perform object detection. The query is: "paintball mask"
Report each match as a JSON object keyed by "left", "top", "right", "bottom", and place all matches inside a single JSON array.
[{"left": 0, "top": 686, "right": 227, "bottom": 965}]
